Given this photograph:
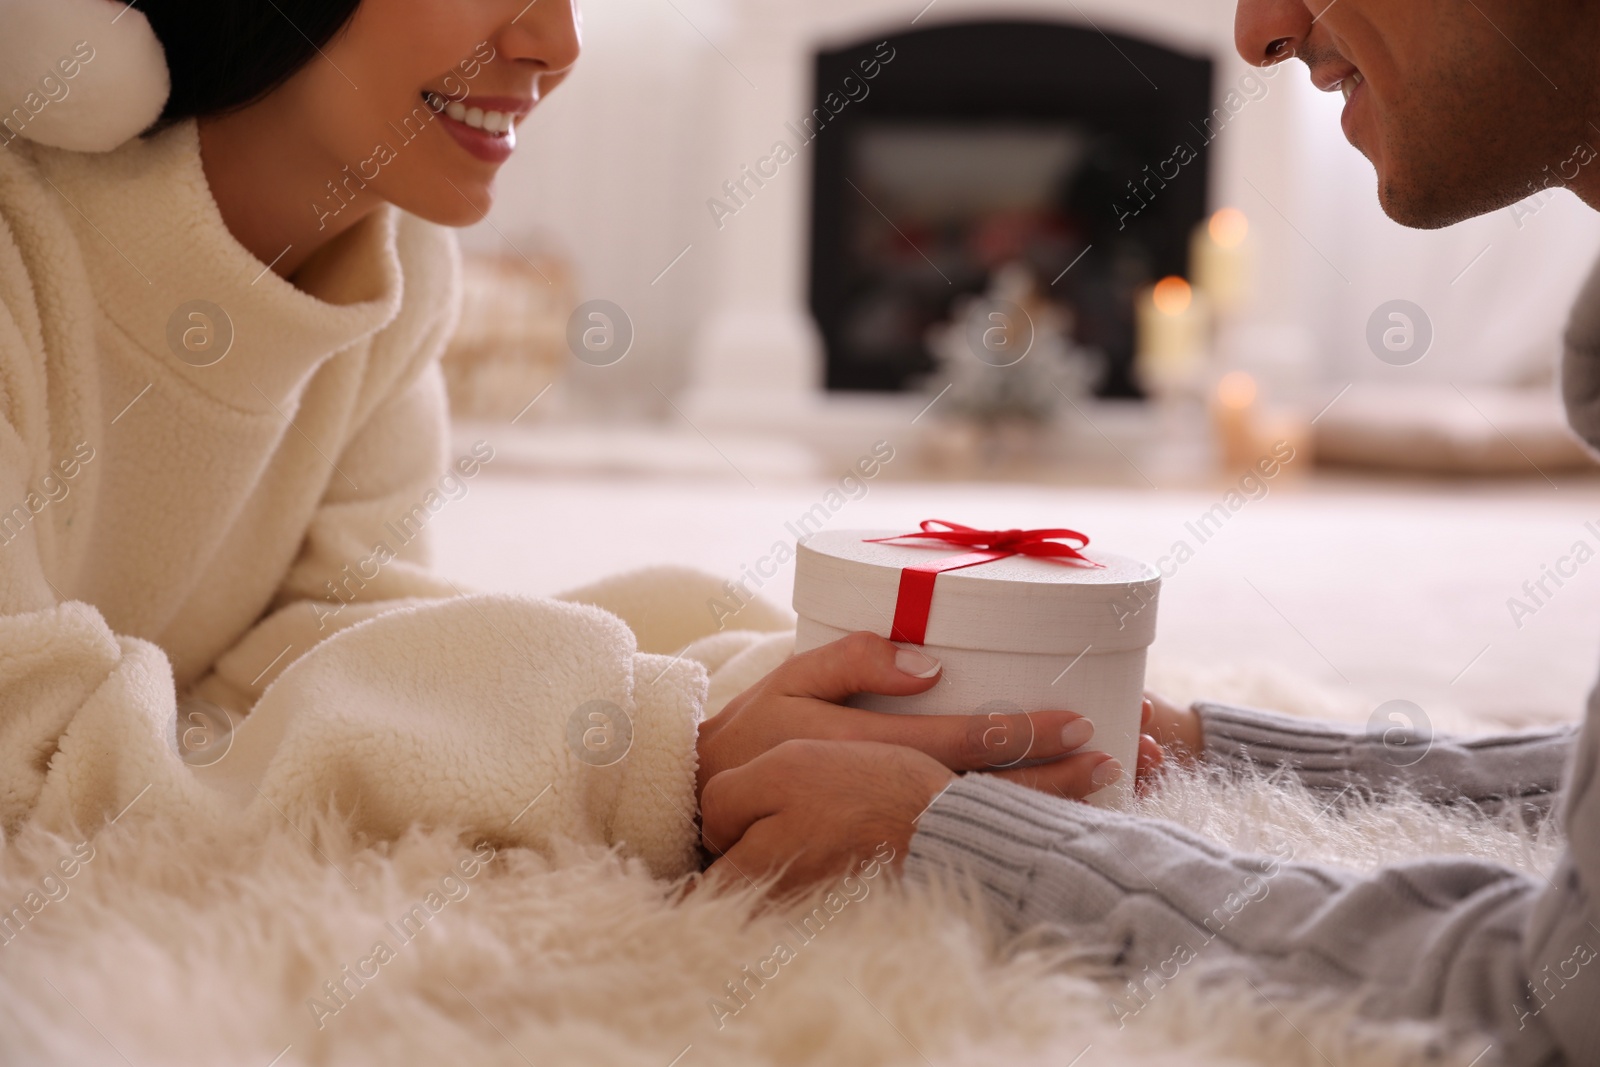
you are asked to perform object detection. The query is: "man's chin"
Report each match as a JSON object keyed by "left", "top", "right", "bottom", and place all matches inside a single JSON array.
[
  {"left": 1376, "top": 184, "right": 1461, "bottom": 230},
  {"left": 1376, "top": 170, "right": 1517, "bottom": 231}
]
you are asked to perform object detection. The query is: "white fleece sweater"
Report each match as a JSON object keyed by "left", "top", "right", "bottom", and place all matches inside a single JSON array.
[{"left": 0, "top": 121, "right": 788, "bottom": 875}]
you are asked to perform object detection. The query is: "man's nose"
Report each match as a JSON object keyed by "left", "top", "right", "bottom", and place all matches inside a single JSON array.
[{"left": 1235, "top": 0, "right": 1313, "bottom": 65}]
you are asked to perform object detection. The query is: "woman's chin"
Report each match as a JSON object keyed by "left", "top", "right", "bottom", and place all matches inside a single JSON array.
[{"left": 399, "top": 174, "right": 496, "bottom": 227}]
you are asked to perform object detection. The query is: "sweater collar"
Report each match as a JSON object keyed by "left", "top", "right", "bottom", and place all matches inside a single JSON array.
[{"left": 33, "top": 119, "right": 403, "bottom": 413}]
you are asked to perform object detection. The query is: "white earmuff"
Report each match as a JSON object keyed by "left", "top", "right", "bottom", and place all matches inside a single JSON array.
[{"left": 0, "top": 0, "right": 170, "bottom": 152}]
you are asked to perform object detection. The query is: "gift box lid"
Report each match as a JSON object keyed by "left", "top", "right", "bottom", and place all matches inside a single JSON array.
[{"left": 793, "top": 528, "right": 1161, "bottom": 653}]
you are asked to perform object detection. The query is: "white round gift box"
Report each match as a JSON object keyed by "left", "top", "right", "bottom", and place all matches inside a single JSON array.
[{"left": 792, "top": 527, "right": 1161, "bottom": 808}]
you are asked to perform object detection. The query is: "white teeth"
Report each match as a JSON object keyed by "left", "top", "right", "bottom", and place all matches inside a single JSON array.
[
  {"left": 1341, "top": 71, "right": 1364, "bottom": 103},
  {"left": 420, "top": 91, "right": 517, "bottom": 136}
]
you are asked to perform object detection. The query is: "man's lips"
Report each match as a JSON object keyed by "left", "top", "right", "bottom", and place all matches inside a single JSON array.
[
  {"left": 1310, "top": 60, "right": 1363, "bottom": 96},
  {"left": 1301, "top": 55, "right": 1368, "bottom": 143},
  {"left": 1337, "top": 71, "right": 1367, "bottom": 147}
]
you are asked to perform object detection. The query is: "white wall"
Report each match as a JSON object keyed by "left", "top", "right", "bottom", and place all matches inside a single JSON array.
[
  {"left": 462, "top": 0, "right": 1600, "bottom": 410},
  {"left": 1287, "top": 81, "right": 1600, "bottom": 387},
  {"left": 457, "top": 0, "right": 734, "bottom": 413}
]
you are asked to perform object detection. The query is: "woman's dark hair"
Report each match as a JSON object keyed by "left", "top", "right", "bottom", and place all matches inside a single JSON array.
[{"left": 141, "top": 1, "right": 363, "bottom": 129}]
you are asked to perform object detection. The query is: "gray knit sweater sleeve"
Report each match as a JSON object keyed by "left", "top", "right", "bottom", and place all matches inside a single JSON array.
[
  {"left": 1196, "top": 701, "right": 1576, "bottom": 818},
  {"left": 905, "top": 702, "right": 1600, "bottom": 1066}
]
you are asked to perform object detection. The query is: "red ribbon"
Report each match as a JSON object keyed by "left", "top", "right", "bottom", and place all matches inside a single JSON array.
[{"left": 863, "top": 520, "right": 1101, "bottom": 645}]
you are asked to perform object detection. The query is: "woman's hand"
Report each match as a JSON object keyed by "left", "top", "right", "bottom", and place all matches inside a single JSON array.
[
  {"left": 700, "top": 740, "right": 951, "bottom": 894},
  {"left": 695, "top": 632, "right": 1116, "bottom": 804}
]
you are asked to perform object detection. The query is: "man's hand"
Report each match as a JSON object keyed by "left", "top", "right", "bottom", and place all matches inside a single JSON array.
[
  {"left": 701, "top": 737, "right": 1131, "bottom": 894},
  {"left": 696, "top": 632, "right": 1114, "bottom": 803},
  {"left": 1142, "top": 691, "right": 1203, "bottom": 765}
]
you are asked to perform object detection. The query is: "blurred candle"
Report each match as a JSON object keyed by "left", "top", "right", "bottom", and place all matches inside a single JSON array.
[
  {"left": 1211, "top": 369, "right": 1259, "bottom": 469},
  {"left": 1256, "top": 409, "right": 1314, "bottom": 478},
  {"left": 1191, "top": 208, "right": 1252, "bottom": 315},
  {"left": 1136, "top": 276, "right": 1206, "bottom": 395}
]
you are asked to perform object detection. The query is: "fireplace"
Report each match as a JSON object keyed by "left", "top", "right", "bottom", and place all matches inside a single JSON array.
[{"left": 807, "top": 20, "right": 1214, "bottom": 398}]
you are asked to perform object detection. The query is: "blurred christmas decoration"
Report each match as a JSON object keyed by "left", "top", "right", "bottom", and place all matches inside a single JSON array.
[
  {"left": 925, "top": 262, "right": 1100, "bottom": 422},
  {"left": 919, "top": 262, "right": 1100, "bottom": 470},
  {"left": 439, "top": 251, "right": 574, "bottom": 421}
]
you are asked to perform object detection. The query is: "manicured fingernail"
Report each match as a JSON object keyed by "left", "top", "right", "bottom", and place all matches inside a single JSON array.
[
  {"left": 894, "top": 648, "right": 942, "bottom": 679},
  {"left": 1091, "top": 758, "right": 1124, "bottom": 789},
  {"left": 1060, "top": 718, "right": 1094, "bottom": 751}
]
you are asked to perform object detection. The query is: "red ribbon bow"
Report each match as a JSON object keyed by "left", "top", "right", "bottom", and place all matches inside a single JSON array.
[{"left": 864, "top": 520, "right": 1101, "bottom": 645}]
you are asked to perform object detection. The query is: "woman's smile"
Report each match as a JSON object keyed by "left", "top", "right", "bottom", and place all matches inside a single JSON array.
[{"left": 421, "top": 90, "right": 533, "bottom": 164}]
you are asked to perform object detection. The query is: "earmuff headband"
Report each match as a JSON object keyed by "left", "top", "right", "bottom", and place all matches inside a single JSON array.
[{"left": 0, "top": 0, "right": 170, "bottom": 152}]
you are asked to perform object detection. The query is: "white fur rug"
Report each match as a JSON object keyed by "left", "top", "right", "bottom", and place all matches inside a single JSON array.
[{"left": 0, "top": 663, "right": 1564, "bottom": 1067}]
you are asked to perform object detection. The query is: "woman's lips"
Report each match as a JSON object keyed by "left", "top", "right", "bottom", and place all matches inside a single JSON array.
[
  {"left": 440, "top": 110, "right": 516, "bottom": 164},
  {"left": 421, "top": 91, "right": 531, "bottom": 165}
]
